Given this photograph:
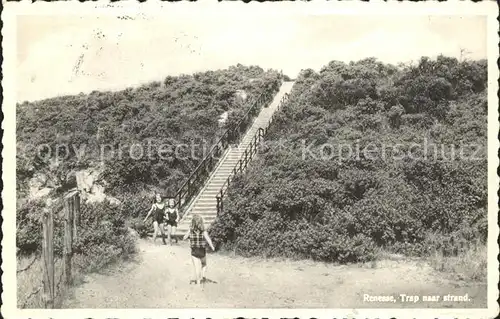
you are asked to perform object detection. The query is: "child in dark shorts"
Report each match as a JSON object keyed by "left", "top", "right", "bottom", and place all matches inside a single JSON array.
[{"left": 183, "top": 214, "right": 215, "bottom": 285}]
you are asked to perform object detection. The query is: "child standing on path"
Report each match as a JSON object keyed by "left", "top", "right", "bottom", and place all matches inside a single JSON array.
[
  {"left": 183, "top": 214, "right": 215, "bottom": 285},
  {"left": 165, "top": 198, "right": 180, "bottom": 245},
  {"left": 143, "top": 193, "right": 167, "bottom": 245}
]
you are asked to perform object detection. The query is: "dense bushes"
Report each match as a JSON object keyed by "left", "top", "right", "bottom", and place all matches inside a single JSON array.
[
  {"left": 16, "top": 188, "right": 164, "bottom": 255},
  {"left": 16, "top": 198, "right": 138, "bottom": 270},
  {"left": 72, "top": 201, "right": 138, "bottom": 270},
  {"left": 16, "top": 65, "right": 281, "bottom": 197},
  {"left": 210, "top": 56, "right": 487, "bottom": 264}
]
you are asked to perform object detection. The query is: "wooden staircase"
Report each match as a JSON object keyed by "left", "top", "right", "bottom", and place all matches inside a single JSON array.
[{"left": 175, "top": 82, "right": 294, "bottom": 236}]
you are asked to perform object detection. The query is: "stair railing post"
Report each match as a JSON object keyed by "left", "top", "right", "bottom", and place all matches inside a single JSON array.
[
  {"left": 244, "top": 149, "right": 248, "bottom": 168},
  {"left": 228, "top": 129, "right": 234, "bottom": 145},
  {"left": 208, "top": 156, "right": 213, "bottom": 174},
  {"left": 254, "top": 137, "right": 258, "bottom": 154},
  {"left": 216, "top": 195, "right": 220, "bottom": 214},
  {"left": 220, "top": 193, "right": 223, "bottom": 213},
  {"left": 238, "top": 122, "right": 243, "bottom": 144}
]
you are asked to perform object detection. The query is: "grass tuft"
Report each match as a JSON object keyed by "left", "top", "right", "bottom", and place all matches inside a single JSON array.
[{"left": 428, "top": 243, "right": 487, "bottom": 283}]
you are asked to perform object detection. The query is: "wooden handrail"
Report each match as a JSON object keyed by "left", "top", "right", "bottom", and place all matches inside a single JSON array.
[{"left": 216, "top": 92, "right": 290, "bottom": 214}]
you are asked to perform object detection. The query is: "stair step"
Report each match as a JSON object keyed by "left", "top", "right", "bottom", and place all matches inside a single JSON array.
[
  {"left": 198, "top": 193, "right": 219, "bottom": 197},
  {"left": 202, "top": 186, "right": 225, "bottom": 192},
  {"left": 194, "top": 200, "right": 217, "bottom": 205},
  {"left": 199, "top": 194, "right": 219, "bottom": 198},
  {"left": 196, "top": 199, "right": 217, "bottom": 204},
  {"left": 209, "top": 176, "right": 231, "bottom": 180},
  {"left": 192, "top": 203, "right": 217, "bottom": 209},
  {"left": 205, "top": 181, "right": 226, "bottom": 187},
  {"left": 208, "top": 175, "right": 229, "bottom": 180},
  {"left": 191, "top": 204, "right": 217, "bottom": 212},
  {"left": 223, "top": 162, "right": 241, "bottom": 166},
  {"left": 192, "top": 201, "right": 217, "bottom": 206},
  {"left": 217, "top": 162, "right": 240, "bottom": 167},
  {"left": 202, "top": 189, "right": 222, "bottom": 194},
  {"left": 220, "top": 159, "right": 242, "bottom": 163},
  {"left": 205, "top": 179, "right": 227, "bottom": 184},
  {"left": 214, "top": 171, "right": 235, "bottom": 175},
  {"left": 200, "top": 191, "right": 222, "bottom": 196},
  {"left": 207, "top": 178, "right": 231, "bottom": 182},
  {"left": 217, "top": 165, "right": 239, "bottom": 170},
  {"left": 191, "top": 209, "right": 217, "bottom": 214}
]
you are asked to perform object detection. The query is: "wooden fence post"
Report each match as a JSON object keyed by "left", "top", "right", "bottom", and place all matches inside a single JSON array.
[
  {"left": 73, "top": 192, "right": 80, "bottom": 240},
  {"left": 63, "top": 193, "right": 74, "bottom": 287},
  {"left": 42, "top": 208, "right": 54, "bottom": 309}
]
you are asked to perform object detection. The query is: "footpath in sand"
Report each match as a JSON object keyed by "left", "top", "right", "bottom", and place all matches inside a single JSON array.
[{"left": 63, "top": 239, "right": 486, "bottom": 308}]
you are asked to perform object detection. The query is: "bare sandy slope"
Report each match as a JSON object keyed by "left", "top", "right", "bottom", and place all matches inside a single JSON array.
[{"left": 63, "top": 239, "right": 486, "bottom": 308}]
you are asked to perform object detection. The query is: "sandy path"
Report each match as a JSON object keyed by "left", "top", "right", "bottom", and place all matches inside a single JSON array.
[{"left": 63, "top": 239, "right": 486, "bottom": 308}]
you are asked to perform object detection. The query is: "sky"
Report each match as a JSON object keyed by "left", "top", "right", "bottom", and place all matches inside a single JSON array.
[{"left": 16, "top": 14, "right": 487, "bottom": 102}]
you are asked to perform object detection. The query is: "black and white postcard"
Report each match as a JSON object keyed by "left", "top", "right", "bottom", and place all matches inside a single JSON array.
[{"left": 2, "top": 1, "right": 499, "bottom": 319}]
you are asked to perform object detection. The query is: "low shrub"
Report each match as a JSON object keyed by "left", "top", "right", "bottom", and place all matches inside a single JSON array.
[
  {"left": 428, "top": 242, "right": 486, "bottom": 282},
  {"left": 128, "top": 217, "right": 150, "bottom": 238},
  {"left": 210, "top": 198, "right": 377, "bottom": 264},
  {"left": 70, "top": 200, "right": 138, "bottom": 269}
]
